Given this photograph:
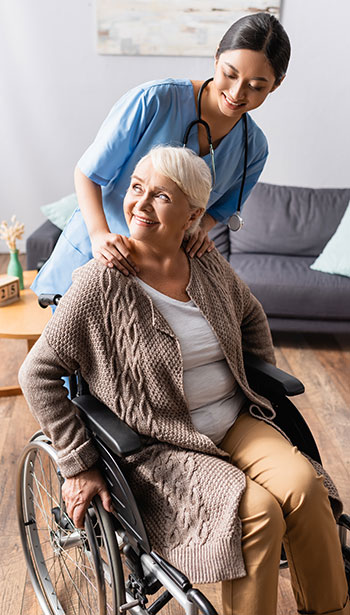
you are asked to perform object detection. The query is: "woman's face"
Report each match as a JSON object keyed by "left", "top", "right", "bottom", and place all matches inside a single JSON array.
[
  {"left": 124, "top": 158, "right": 201, "bottom": 245},
  {"left": 213, "top": 48, "right": 280, "bottom": 117}
]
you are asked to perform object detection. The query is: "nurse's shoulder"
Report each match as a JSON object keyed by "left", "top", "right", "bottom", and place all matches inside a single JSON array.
[
  {"left": 103, "top": 77, "right": 194, "bottom": 121},
  {"left": 245, "top": 112, "right": 269, "bottom": 159},
  {"left": 122, "top": 77, "right": 193, "bottom": 99}
]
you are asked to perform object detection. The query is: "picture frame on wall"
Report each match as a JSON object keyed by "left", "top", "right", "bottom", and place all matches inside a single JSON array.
[{"left": 97, "top": 1, "right": 282, "bottom": 57}]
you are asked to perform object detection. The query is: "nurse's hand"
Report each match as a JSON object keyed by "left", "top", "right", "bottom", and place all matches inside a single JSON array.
[
  {"left": 62, "top": 467, "right": 113, "bottom": 530},
  {"left": 185, "top": 212, "right": 216, "bottom": 258},
  {"left": 91, "top": 231, "right": 139, "bottom": 275},
  {"left": 185, "top": 227, "right": 215, "bottom": 258}
]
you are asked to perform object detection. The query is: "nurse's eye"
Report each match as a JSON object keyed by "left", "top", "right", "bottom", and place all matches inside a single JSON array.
[{"left": 249, "top": 84, "right": 264, "bottom": 91}]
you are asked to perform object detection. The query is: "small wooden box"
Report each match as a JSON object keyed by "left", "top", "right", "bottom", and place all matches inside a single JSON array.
[{"left": 0, "top": 275, "right": 21, "bottom": 306}]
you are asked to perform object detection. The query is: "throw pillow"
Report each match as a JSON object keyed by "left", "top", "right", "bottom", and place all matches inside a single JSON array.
[
  {"left": 41, "top": 193, "right": 78, "bottom": 230},
  {"left": 310, "top": 201, "right": 350, "bottom": 277}
]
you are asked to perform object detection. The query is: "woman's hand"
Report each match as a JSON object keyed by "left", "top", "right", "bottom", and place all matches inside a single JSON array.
[
  {"left": 91, "top": 231, "right": 139, "bottom": 276},
  {"left": 62, "top": 467, "right": 113, "bottom": 529}
]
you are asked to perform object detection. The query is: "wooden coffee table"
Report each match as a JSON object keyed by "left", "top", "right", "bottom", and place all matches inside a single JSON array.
[{"left": 0, "top": 270, "right": 51, "bottom": 397}]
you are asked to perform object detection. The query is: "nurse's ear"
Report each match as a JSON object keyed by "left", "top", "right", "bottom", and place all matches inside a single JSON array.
[
  {"left": 214, "top": 48, "right": 219, "bottom": 70},
  {"left": 269, "top": 74, "right": 286, "bottom": 93}
]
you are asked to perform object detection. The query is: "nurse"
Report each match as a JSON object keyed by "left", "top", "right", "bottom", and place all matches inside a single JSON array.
[{"left": 32, "top": 12, "right": 290, "bottom": 296}]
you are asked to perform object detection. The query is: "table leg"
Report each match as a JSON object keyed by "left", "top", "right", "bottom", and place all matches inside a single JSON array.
[
  {"left": 0, "top": 337, "right": 38, "bottom": 397},
  {"left": 0, "top": 385, "right": 23, "bottom": 397}
]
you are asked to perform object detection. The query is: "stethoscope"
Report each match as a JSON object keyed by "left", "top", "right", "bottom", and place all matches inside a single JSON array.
[{"left": 183, "top": 77, "right": 248, "bottom": 232}]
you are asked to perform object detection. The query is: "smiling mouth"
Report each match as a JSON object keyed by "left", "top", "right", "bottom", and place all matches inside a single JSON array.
[
  {"left": 133, "top": 214, "right": 158, "bottom": 225},
  {"left": 223, "top": 93, "right": 246, "bottom": 109}
]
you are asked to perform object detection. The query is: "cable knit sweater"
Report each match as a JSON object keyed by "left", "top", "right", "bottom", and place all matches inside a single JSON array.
[{"left": 18, "top": 250, "right": 341, "bottom": 583}]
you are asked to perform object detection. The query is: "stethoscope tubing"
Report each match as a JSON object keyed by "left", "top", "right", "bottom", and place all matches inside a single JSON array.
[{"left": 182, "top": 77, "right": 248, "bottom": 231}]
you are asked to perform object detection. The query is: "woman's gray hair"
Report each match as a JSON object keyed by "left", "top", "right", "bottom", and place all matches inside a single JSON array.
[{"left": 135, "top": 146, "right": 212, "bottom": 236}]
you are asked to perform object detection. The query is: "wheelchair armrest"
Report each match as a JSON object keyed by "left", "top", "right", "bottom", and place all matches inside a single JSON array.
[
  {"left": 72, "top": 394, "right": 143, "bottom": 457},
  {"left": 243, "top": 352, "right": 305, "bottom": 397}
]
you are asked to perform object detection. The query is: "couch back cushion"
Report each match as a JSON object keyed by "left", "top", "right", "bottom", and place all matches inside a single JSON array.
[{"left": 230, "top": 183, "right": 350, "bottom": 256}]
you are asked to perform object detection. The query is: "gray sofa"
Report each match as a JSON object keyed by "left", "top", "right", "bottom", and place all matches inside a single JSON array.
[
  {"left": 27, "top": 182, "right": 350, "bottom": 333},
  {"left": 209, "top": 183, "right": 350, "bottom": 333},
  {"left": 26, "top": 219, "right": 62, "bottom": 271}
]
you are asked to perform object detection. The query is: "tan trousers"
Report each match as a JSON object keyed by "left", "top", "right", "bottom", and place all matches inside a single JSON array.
[{"left": 219, "top": 411, "right": 349, "bottom": 615}]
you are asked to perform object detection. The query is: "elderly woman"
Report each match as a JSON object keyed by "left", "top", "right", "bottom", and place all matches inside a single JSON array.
[{"left": 19, "top": 146, "right": 349, "bottom": 615}]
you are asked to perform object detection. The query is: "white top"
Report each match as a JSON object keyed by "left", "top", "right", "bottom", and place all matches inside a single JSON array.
[{"left": 137, "top": 278, "right": 246, "bottom": 444}]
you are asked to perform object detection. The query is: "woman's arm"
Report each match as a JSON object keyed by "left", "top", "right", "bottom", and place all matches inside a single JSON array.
[
  {"left": 18, "top": 333, "right": 100, "bottom": 477},
  {"left": 240, "top": 285, "right": 276, "bottom": 365},
  {"left": 19, "top": 260, "right": 106, "bottom": 476},
  {"left": 216, "top": 250, "right": 275, "bottom": 364},
  {"left": 19, "top": 261, "right": 117, "bottom": 524},
  {"left": 19, "top": 337, "right": 112, "bottom": 526},
  {"left": 74, "top": 167, "right": 138, "bottom": 275}
]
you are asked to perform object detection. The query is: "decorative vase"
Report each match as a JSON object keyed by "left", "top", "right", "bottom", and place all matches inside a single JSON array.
[{"left": 7, "top": 249, "right": 24, "bottom": 290}]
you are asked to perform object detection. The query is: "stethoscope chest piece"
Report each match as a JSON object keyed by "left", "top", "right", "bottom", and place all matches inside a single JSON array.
[{"left": 228, "top": 212, "right": 244, "bottom": 232}]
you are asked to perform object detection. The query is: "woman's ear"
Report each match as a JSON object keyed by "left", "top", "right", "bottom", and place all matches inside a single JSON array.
[
  {"left": 184, "top": 208, "right": 204, "bottom": 231},
  {"left": 191, "top": 208, "right": 204, "bottom": 222}
]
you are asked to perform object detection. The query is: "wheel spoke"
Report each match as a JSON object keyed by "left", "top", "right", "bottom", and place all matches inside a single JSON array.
[
  {"left": 37, "top": 451, "right": 55, "bottom": 523},
  {"left": 58, "top": 555, "right": 80, "bottom": 615},
  {"left": 30, "top": 472, "right": 52, "bottom": 530},
  {"left": 58, "top": 547, "right": 99, "bottom": 592},
  {"left": 19, "top": 440, "right": 122, "bottom": 615},
  {"left": 59, "top": 551, "right": 96, "bottom": 615}
]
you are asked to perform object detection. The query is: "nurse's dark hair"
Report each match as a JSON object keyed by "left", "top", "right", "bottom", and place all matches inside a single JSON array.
[{"left": 216, "top": 13, "right": 291, "bottom": 84}]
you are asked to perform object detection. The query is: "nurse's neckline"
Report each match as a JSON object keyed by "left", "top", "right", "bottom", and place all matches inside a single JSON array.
[{"left": 190, "top": 79, "right": 243, "bottom": 157}]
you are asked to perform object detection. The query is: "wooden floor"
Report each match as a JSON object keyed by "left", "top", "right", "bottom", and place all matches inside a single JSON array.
[{"left": 0, "top": 253, "right": 349, "bottom": 614}]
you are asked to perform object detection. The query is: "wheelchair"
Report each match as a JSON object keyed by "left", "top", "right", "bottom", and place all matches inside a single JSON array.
[{"left": 16, "top": 295, "right": 350, "bottom": 615}]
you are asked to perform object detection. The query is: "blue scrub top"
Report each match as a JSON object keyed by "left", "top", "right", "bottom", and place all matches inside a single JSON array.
[{"left": 32, "top": 78, "right": 268, "bottom": 296}]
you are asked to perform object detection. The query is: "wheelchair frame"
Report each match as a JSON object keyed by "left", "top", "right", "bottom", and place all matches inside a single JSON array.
[{"left": 16, "top": 294, "right": 350, "bottom": 614}]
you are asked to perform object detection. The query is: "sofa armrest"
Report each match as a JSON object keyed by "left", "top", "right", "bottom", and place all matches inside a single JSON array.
[{"left": 26, "top": 220, "right": 62, "bottom": 270}]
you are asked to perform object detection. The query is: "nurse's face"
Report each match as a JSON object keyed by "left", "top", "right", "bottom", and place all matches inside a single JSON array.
[
  {"left": 124, "top": 158, "right": 201, "bottom": 245},
  {"left": 213, "top": 48, "right": 281, "bottom": 118}
]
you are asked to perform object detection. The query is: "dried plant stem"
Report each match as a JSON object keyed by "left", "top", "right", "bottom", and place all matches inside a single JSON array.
[{"left": 0, "top": 215, "right": 25, "bottom": 252}]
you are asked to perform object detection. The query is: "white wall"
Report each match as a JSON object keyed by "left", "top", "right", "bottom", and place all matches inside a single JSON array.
[
  {"left": 1, "top": 0, "right": 349, "bottom": 251},
  {"left": 253, "top": 0, "right": 350, "bottom": 188}
]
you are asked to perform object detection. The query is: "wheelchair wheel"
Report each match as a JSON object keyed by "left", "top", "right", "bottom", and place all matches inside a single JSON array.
[{"left": 17, "top": 433, "right": 126, "bottom": 615}]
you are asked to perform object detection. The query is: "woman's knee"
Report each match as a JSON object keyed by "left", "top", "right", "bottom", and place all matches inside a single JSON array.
[
  {"left": 240, "top": 477, "right": 285, "bottom": 548},
  {"left": 281, "top": 450, "right": 328, "bottom": 514}
]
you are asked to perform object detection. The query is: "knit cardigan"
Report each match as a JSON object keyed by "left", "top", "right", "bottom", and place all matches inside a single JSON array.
[{"left": 19, "top": 250, "right": 341, "bottom": 583}]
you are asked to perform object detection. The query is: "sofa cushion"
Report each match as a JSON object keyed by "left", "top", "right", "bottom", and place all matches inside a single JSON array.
[
  {"left": 230, "top": 183, "right": 350, "bottom": 257},
  {"left": 41, "top": 193, "right": 78, "bottom": 230},
  {"left": 230, "top": 253, "right": 350, "bottom": 321},
  {"left": 310, "top": 201, "right": 350, "bottom": 277}
]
